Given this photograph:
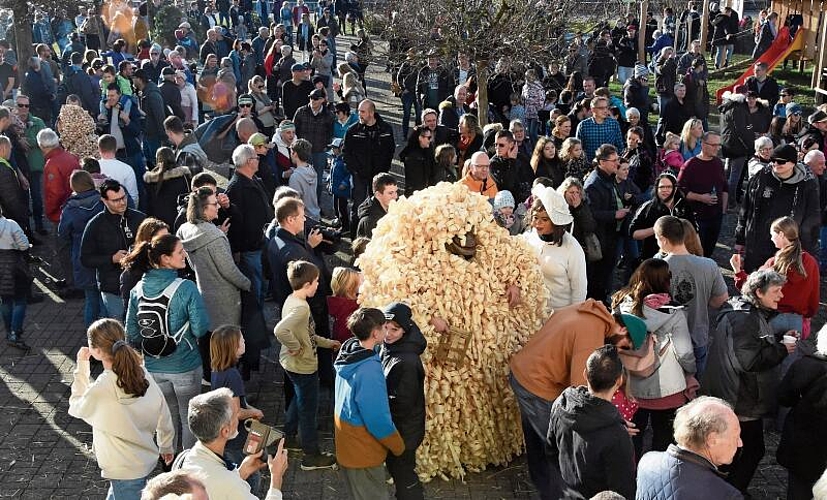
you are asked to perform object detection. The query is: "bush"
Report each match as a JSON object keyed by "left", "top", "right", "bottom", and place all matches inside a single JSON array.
[{"left": 151, "top": 5, "right": 186, "bottom": 49}]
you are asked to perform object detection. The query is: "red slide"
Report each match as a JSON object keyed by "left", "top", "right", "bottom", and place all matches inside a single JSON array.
[{"left": 715, "top": 26, "right": 804, "bottom": 104}]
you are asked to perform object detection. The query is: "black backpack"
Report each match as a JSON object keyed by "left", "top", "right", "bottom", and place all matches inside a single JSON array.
[{"left": 134, "top": 278, "right": 191, "bottom": 358}]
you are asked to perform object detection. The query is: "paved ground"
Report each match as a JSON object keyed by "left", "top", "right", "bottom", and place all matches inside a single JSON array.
[{"left": 0, "top": 33, "right": 810, "bottom": 500}]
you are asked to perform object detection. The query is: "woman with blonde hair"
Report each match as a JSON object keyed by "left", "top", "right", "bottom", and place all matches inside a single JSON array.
[
  {"left": 339, "top": 71, "right": 365, "bottom": 110},
  {"left": 327, "top": 267, "right": 361, "bottom": 343},
  {"left": 457, "top": 114, "right": 483, "bottom": 166},
  {"left": 679, "top": 118, "right": 703, "bottom": 160},
  {"left": 550, "top": 115, "right": 572, "bottom": 150},
  {"left": 248, "top": 75, "right": 277, "bottom": 136},
  {"left": 69, "top": 318, "right": 174, "bottom": 499}
]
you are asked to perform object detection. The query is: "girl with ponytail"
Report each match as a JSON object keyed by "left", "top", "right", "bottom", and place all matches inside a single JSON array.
[
  {"left": 731, "top": 216, "right": 820, "bottom": 338},
  {"left": 69, "top": 318, "right": 175, "bottom": 499}
]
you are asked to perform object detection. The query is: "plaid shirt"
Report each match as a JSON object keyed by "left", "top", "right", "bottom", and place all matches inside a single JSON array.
[{"left": 575, "top": 117, "right": 625, "bottom": 162}]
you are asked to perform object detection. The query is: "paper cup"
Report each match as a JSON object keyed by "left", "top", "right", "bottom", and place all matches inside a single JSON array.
[{"left": 782, "top": 335, "right": 797, "bottom": 345}]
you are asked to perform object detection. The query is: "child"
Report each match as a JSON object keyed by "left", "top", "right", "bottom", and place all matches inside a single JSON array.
[
  {"left": 274, "top": 260, "right": 339, "bottom": 470},
  {"left": 335, "top": 308, "right": 405, "bottom": 499},
  {"left": 493, "top": 190, "right": 526, "bottom": 236},
  {"left": 210, "top": 325, "right": 265, "bottom": 490},
  {"left": 380, "top": 302, "right": 426, "bottom": 500},
  {"left": 328, "top": 138, "right": 351, "bottom": 229},
  {"left": 98, "top": 64, "right": 135, "bottom": 124},
  {"left": 287, "top": 138, "right": 321, "bottom": 220},
  {"left": 560, "top": 137, "right": 589, "bottom": 181},
  {"left": 657, "top": 132, "right": 684, "bottom": 177},
  {"left": 327, "top": 267, "right": 360, "bottom": 343},
  {"left": 507, "top": 92, "right": 525, "bottom": 122}
]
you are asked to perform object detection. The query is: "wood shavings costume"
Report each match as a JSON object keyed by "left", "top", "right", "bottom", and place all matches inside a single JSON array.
[{"left": 56, "top": 104, "right": 99, "bottom": 161}]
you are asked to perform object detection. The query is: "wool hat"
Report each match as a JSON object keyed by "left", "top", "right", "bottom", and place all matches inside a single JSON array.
[
  {"left": 619, "top": 314, "right": 648, "bottom": 349},
  {"left": 786, "top": 102, "right": 802, "bottom": 116},
  {"left": 634, "top": 64, "right": 649, "bottom": 79},
  {"left": 237, "top": 94, "right": 254, "bottom": 105},
  {"left": 382, "top": 302, "right": 414, "bottom": 331},
  {"left": 808, "top": 110, "right": 827, "bottom": 124},
  {"left": 248, "top": 132, "right": 271, "bottom": 148},
  {"left": 278, "top": 120, "right": 296, "bottom": 131},
  {"left": 161, "top": 66, "right": 176, "bottom": 77},
  {"left": 532, "top": 184, "right": 573, "bottom": 226},
  {"left": 493, "top": 190, "right": 516, "bottom": 212},
  {"left": 771, "top": 144, "right": 798, "bottom": 164}
]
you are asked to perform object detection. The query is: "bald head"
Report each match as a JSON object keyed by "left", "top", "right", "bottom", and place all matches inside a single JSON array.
[
  {"left": 357, "top": 99, "right": 376, "bottom": 126},
  {"left": 468, "top": 152, "right": 491, "bottom": 181},
  {"left": 236, "top": 118, "right": 258, "bottom": 142},
  {"left": 673, "top": 396, "right": 741, "bottom": 466}
]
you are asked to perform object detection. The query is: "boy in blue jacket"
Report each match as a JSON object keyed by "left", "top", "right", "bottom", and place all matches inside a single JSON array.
[{"left": 335, "top": 307, "right": 405, "bottom": 500}]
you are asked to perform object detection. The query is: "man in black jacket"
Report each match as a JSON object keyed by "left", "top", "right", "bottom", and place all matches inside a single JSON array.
[
  {"left": 547, "top": 345, "right": 636, "bottom": 499},
  {"left": 293, "top": 88, "right": 335, "bottom": 200},
  {"left": 132, "top": 69, "right": 167, "bottom": 169},
  {"left": 343, "top": 99, "right": 395, "bottom": 238},
  {"left": 80, "top": 179, "right": 146, "bottom": 320},
  {"left": 66, "top": 52, "right": 98, "bottom": 116},
  {"left": 489, "top": 130, "right": 533, "bottom": 203},
  {"left": 226, "top": 144, "right": 274, "bottom": 307},
  {"left": 158, "top": 67, "right": 185, "bottom": 121}
]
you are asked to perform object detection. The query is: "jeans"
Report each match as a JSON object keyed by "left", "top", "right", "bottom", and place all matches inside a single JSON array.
[
  {"left": 118, "top": 150, "right": 147, "bottom": 212},
  {"left": 525, "top": 118, "right": 540, "bottom": 144},
  {"left": 151, "top": 366, "right": 203, "bottom": 451},
  {"left": 386, "top": 448, "right": 424, "bottom": 500},
  {"left": 725, "top": 419, "right": 765, "bottom": 493},
  {"left": 283, "top": 370, "right": 320, "bottom": 455},
  {"left": 312, "top": 151, "right": 328, "bottom": 202},
  {"left": 586, "top": 239, "right": 617, "bottom": 305},
  {"left": 399, "top": 91, "right": 421, "bottom": 141},
  {"left": 238, "top": 250, "right": 264, "bottom": 306},
  {"left": 696, "top": 216, "right": 722, "bottom": 259},
  {"left": 342, "top": 465, "right": 390, "bottom": 500},
  {"left": 509, "top": 374, "right": 563, "bottom": 500},
  {"left": 714, "top": 44, "right": 728, "bottom": 68},
  {"left": 693, "top": 344, "right": 709, "bottom": 380},
  {"left": 225, "top": 442, "right": 261, "bottom": 492},
  {"left": 84, "top": 288, "right": 104, "bottom": 328},
  {"left": 819, "top": 225, "right": 827, "bottom": 271},
  {"left": 29, "top": 170, "right": 44, "bottom": 228},
  {"left": 101, "top": 291, "right": 125, "bottom": 322},
  {"left": 333, "top": 195, "right": 349, "bottom": 228},
  {"left": 726, "top": 156, "right": 748, "bottom": 204},
  {"left": 143, "top": 137, "right": 162, "bottom": 170},
  {"left": 617, "top": 66, "right": 634, "bottom": 85},
  {"left": 1, "top": 295, "right": 27, "bottom": 334},
  {"left": 106, "top": 477, "right": 147, "bottom": 500},
  {"left": 770, "top": 312, "right": 804, "bottom": 428}
]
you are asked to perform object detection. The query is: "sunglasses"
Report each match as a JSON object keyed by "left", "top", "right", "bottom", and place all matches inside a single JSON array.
[
  {"left": 239, "top": 103, "right": 253, "bottom": 107},
  {"left": 17, "top": 103, "right": 29, "bottom": 108},
  {"left": 772, "top": 158, "right": 790, "bottom": 164}
]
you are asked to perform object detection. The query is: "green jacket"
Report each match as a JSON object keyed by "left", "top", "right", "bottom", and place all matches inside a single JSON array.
[{"left": 23, "top": 115, "right": 46, "bottom": 173}]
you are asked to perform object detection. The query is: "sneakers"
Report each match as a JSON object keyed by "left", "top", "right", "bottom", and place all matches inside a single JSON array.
[
  {"left": 7, "top": 333, "right": 30, "bottom": 352},
  {"left": 283, "top": 435, "right": 302, "bottom": 451},
  {"left": 300, "top": 451, "right": 337, "bottom": 471}
]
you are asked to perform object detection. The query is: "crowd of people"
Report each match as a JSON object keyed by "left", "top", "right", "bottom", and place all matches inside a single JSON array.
[{"left": 0, "top": 1, "right": 826, "bottom": 500}]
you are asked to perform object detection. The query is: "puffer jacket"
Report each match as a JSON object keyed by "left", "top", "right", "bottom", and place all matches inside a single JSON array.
[
  {"left": 702, "top": 298, "right": 788, "bottom": 419},
  {"left": 636, "top": 444, "right": 744, "bottom": 499},
  {"left": 618, "top": 298, "right": 696, "bottom": 400},
  {"left": 735, "top": 163, "right": 820, "bottom": 272},
  {"left": 125, "top": 268, "right": 210, "bottom": 374},
  {"left": 80, "top": 209, "right": 146, "bottom": 294},
  {"left": 57, "top": 189, "right": 104, "bottom": 289}
]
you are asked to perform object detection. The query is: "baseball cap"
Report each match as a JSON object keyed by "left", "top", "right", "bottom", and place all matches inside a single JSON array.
[
  {"left": 309, "top": 88, "right": 326, "bottom": 100},
  {"left": 291, "top": 63, "right": 304, "bottom": 72},
  {"left": 328, "top": 138, "right": 344, "bottom": 149}
]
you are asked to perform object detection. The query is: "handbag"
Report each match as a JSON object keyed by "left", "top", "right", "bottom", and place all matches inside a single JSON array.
[{"left": 583, "top": 233, "right": 603, "bottom": 262}]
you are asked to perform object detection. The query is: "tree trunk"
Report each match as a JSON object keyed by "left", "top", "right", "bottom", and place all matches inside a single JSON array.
[
  {"left": 476, "top": 61, "right": 489, "bottom": 127},
  {"left": 11, "top": 3, "right": 33, "bottom": 84},
  {"left": 638, "top": 0, "right": 648, "bottom": 64}
]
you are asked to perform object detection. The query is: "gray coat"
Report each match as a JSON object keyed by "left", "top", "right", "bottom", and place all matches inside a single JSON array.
[{"left": 177, "top": 221, "right": 251, "bottom": 330}]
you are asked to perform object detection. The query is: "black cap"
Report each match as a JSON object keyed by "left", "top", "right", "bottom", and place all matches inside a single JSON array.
[
  {"left": 309, "top": 88, "right": 326, "bottom": 100},
  {"left": 161, "top": 66, "right": 176, "bottom": 77},
  {"left": 771, "top": 144, "right": 798, "bottom": 164}
]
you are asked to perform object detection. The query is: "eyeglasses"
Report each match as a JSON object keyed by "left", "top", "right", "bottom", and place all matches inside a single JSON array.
[
  {"left": 470, "top": 163, "right": 490, "bottom": 169},
  {"left": 16, "top": 103, "right": 29, "bottom": 108},
  {"left": 108, "top": 194, "right": 128, "bottom": 203},
  {"left": 495, "top": 142, "right": 509, "bottom": 148}
]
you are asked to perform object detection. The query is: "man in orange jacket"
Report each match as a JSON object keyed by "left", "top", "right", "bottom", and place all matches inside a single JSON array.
[{"left": 509, "top": 299, "right": 646, "bottom": 499}]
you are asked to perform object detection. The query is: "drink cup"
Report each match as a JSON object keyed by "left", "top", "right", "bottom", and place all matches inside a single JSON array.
[{"left": 782, "top": 335, "right": 797, "bottom": 346}]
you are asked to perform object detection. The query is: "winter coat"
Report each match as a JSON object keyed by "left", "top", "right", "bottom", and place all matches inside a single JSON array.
[
  {"left": 177, "top": 221, "right": 251, "bottom": 330},
  {"left": 568, "top": 201, "right": 597, "bottom": 253},
  {"left": 342, "top": 114, "right": 396, "bottom": 180},
  {"left": 618, "top": 298, "right": 696, "bottom": 400},
  {"left": 584, "top": 167, "right": 621, "bottom": 257},
  {"left": 745, "top": 75, "right": 781, "bottom": 109},
  {"left": 587, "top": 44, "right": 616, "bottom": 87},
  {"left": 265, "top": 226, "right": 329, "bottom": 313},
  {"left": 521, "top": 80, "right": 545, "bottom": 122},
  {"left": 752, "top": 22, "right": 776, "bottom": 60},
  {"left": 416, "top": 66, "right": 453, "bottom": 110},
  {"left": 615, "top": 35, "right": 638, "bottom": 68},
  {"left": 143, "top": 167, "right": 191, "bottom": 228},
  {"left": 400, "top": 144, "right": 435, "bottom": 196},
  {"left": 0, "top": 158, "right": 28, "bottom": 228},
  {"left": 57, "top": 190, "right": 104, "bottom": 289},
  {"left": 702, "top": 298, "right": 788, "bottom": 419},
  {"left": 629, "top": 194, "right": 696, "bottom": 259},
  {"left": 735, "top": 163, "right": 820, "bottom": 272},
  {"left": 288, "top": 164, "right": 320, "bottom": 220},
  {"left": 125, "top": 268, "right": 210, "bottom": 374},
  {"left": 437, "top": 97, "right": 472, "bottom": 132},
  {"left": 327, "top": 296, "right": 358, "bottom": 343},
  {"left": 334, "top": 337, "right": 405, "bottom": 468},
  {"left": 489, "top": 156, "right": 534, "bottom": 204},
  {"left": 80, "top": 209, "right": 146, "bottom": 294},
  {"left": 44, "top": 147, "right": 80, "bottom": 223},
  {"left": 293, "top": 104, "right": 335, "bottom": 153},
  {"left": 776, "top": 353, "right": 827, "bottom": 483},
  {"left": 655, "top": 57, "right": 677, "bottom": 97},
  {"left": 379, "top": 304, "right": 427, "bottom": 451},
  {"left": 225, "top": 172, "right": 274, "bottom": 253},
  {"left": 547, "top": 386, "right": 636, "bottom": 499},
  {"left": 681, "top": 70, "right": 709, "bottom": 121},
  {"left": 0, "top": 217, "right": 29, "bottom": 297},
  {"left": 719, "top": 94, "right": 754, "bottom": 158},
  {"left": 355, "top": 196, "right": 387, "bottom": 238},
  {"left": 329, "top": 155, "right": 351, "bottom": 199},
  {"left": 623, "top": 79, "right": 652, "bottom": 123},
  {"left": 636, "top": 444, "right": 743, "bottom": 499}
]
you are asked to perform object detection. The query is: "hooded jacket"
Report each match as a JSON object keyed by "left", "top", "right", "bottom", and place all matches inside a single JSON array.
[
  {"left": 719, "top": 93, "right": 771, "bottom": 158},
  {"left": 628, "top": 192, "right": 696, "bottom": 260},
  {"left": 380, "top": 303, "right": 427, "bottom": 450},
  {"left": 288, "top": 164, "right": 321, "bottom": 220},
  {"left": 547, "top": 386, "right": 636, "bottom": 499},
  {"left": 334, "top": 337, "right": 405, "bottom": 468},
  {"left": 510, "top": 300, "right": 618, "bottom": 401},
  {"left": 143, "top": 166, "right": 191, "bottom": 228},
  {"left": 355, "top": 195, "right": 387, "bottom": 238},
  {"left": 58, "top": 189, "right": 104, "bottom": 289},
  {"left": 68, "top": 361, "right": 174, "bottom": 480},
  {"left": 177, "top": 221, "right": 251, "bottom": 329},
  {"left": 735, "top": 163, "right": 820, "bottom": 272}
]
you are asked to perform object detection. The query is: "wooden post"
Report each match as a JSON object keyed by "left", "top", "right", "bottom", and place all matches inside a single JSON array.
[
  {"left": 700, "top": 0, "right": 710, "bottom": 54},
  {"left": 639, "top": 0, "right": 648, "bottom": 63}
]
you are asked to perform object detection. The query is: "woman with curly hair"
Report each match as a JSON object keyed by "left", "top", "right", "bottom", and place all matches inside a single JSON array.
[{"left": 559, "top": 137, "right": 589, "bottom": 181}]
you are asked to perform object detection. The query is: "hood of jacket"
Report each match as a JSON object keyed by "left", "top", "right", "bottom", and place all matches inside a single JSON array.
[
  {"left": 335, "top": 337, "right": 380, "bottom": 380},
  {"left": 553, "top": 386, "right": 624, "bottom": 434},
  {"left": 273, "top": 131, "right": 294, "bottom": 156},
  {"left": 382, "top": 302, "right": 427, "bottom": 356},
  {"left": 773, "top": 162, "right": 811, "bottom": 185},
  {"left": 719, "top": 91, "right": 746, "bottom": 111},
  {"left": 177, "top": 220, "right": 225, "bottom": 252},
  {"left": 291, "top": 164, "right": 317, "bottom": 186},
  {"left": 574, "top": 299, "right": 618, "bottom": 338},
  {"left": 65, "top": 189, "right": 102, "bottom": 211},
  {"left": 618, "top": 295, "right": 683, "bottom": 333},
  {"left": 357, "top": 195, "right": 385, "bottom": 220},
  {"left": 144, "top": 166, "right": 191, "bottom": 184}
]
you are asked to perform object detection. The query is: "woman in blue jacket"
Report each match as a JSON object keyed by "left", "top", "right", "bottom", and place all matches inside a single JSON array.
[{"left": 124, "top": 233, "right": 209, "bottom": 452}]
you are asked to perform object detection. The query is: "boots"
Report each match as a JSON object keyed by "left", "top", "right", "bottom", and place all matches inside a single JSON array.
[{"left": 7, "top": 331, "right": 30, "bottom": 351}]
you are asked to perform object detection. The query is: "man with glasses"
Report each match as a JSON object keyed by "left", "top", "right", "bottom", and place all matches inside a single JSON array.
[
  {"left": 584, "top": 144, "right": 627, "bottom": 302},
  {"left": 735, "top": 144, "right": 819, "bottom": 273},
  {"left": 490, "top": 129, "right": 532, "bottom": 203},
  {"left": 80, "top": 179, "right": 146, "bottom": 320},
  {"left": 459, "top": 151, "right": 498, "bottom": 200},
  {"left": 294, "top": 88, "right": 335, "bottom": 201},
  {"left": 677, "top": 131, "right": 727, "bottom": 258},
  {"left": 140, "top": 44, "right": 169, "bottom": 85},
  {"left": 576, "top": 97, "right": 625, "bottom": 163},
  {"left": 773, "top": 88, "right": 795, "bottom": 118},
  {"left": 15, "top": 95, "right": 47, "bottom": 235}
]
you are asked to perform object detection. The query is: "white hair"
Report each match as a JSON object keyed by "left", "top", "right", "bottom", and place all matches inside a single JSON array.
[
  {"left": 625, "top": 107, "right": 640, "bottom": 119},
  {"left": 232, "top": 144, "right": 257, "bottom": 168},
  {"left": 36, "top": 128, "right": 60, "bottom": 149},
  {"left": 754, "top": 136, "right": 773, "bottom": 154},
  {"left": 804, "top": 149, "right": 825, "bottom": 166}
]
